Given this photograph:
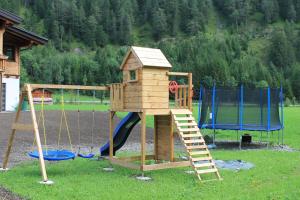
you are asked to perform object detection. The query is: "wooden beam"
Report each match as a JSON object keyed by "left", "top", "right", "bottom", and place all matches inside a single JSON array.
[
  {"left": 27, "top": 84, "right": 109, "bottom": 91},
  {"left": 167, "top": 72, "right": 189, "bottom": 77},
  {"left": 11, "top": 123, "right": 34, "bottom": 131},
  {"left": 110, "top": 157, "right": 140, "bottom": 170},
  {"left": 142, "top": 161, "right": 190, "bottom": 171},
  {"left": 188, "top": 73, "right": 193, "bottom": 111},
  {"left": 170, "top": 114, "right": 174, "bottom": 162},
  {"left": 109, "top": 111, "right": 115, "bottom": 159},
  {"left": 2, "top": 93, "right": 24, "bottom": 169},
  {"left": 26, "top": 84, "right": 48, "bottom": 182},
  {"left": 118, "top": 155, "right": 155, "bottom": 162},
  {"left": 140, "top": 112, "right": 146, "bottom": 170}
]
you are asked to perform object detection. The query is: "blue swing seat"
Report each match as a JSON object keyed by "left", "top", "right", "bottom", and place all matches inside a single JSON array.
[
  {"left": 78, "top": 153, "right": 95, "bottom": 159},
  {"left": 28, "top": 150, "right": 76, "bottom": 161}
]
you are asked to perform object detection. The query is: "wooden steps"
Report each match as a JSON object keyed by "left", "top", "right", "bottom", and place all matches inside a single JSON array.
[{"left": 171, "top": 109, "right": 222, "bottom": 181}]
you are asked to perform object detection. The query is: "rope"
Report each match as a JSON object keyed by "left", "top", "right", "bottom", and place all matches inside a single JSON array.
[
  {"left": 32, "top": 89, "right": 47, "bottom": 152},
  {"left": 57, "top": 89, "right": 73, "bottom": 152},
  {"left": 77, "top": 89, "right": 81, "bottom": 154}
]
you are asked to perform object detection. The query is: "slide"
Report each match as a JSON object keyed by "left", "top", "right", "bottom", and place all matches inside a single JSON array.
[{"left": 100, "top": 112, "right": 140, "bottom": 156}]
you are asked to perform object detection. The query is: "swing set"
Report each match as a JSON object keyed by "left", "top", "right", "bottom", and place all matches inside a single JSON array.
[{"left": 1, "top": 84, "right": 109, "bottom": 184}]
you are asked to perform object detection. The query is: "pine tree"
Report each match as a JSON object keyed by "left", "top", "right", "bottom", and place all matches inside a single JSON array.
[{"left": 152, "top": 8, "right": 167, "bottom": 40}]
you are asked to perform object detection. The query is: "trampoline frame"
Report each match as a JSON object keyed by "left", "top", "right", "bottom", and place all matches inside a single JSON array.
[{"left": 198, "top": 85, "right": 284, "bottom": 147}]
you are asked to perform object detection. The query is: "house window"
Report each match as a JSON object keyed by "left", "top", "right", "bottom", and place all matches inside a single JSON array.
[
  {"left": 129, "top": 70, "right": 137, "bottom": 81},
  {"left": 4, "top": 46, "right": 15, "bottom": 61}
]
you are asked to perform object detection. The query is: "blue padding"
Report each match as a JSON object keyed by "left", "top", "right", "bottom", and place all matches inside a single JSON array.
[
  {"left": 28, "top": 150, "right": 76, "bottom": 161},
  {"left": 201, "top": 123, "right": 282, "bottom": 131},
  {"left": 78, "top": 153, "right": 95, "bottom": 159}
]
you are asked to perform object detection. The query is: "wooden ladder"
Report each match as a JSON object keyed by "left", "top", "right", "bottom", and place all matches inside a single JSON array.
[{"left": 171, "top": 109, "right": 222, "bottom": 181}]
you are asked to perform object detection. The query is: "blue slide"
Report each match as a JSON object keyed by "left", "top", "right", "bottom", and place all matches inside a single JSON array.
[{"left": 100, "top": 112, "right": 140, "bottom": 156}]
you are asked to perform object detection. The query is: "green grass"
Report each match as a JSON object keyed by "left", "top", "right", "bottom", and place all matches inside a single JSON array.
[
  {"left": 0, "top": 150, "right": 299, "bottom": 200},
  {"left": 1, "top": 106, "right": 300, "bottom": 199}
]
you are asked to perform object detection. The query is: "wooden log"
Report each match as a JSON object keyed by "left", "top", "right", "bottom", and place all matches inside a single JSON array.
[
  {"left": 2, "top": 93, "right": 24, "bottom": 169},
  {"left": 27, "top": 84, "right": 48, "bottom": 182},
  {"left": 28, "top": 84, "right": 109, "bottom": 91}
]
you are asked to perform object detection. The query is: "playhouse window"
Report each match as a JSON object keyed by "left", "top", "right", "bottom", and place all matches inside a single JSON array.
[
  {"left": 129, "top": 70, "right": 137, "bottom": 81},
  {"left": 4, "top": 45, "right": 15, "bottom": 61}
]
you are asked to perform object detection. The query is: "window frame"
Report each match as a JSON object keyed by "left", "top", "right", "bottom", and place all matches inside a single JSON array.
[{"left": 3, "top": 45, "right": 16, "bottom": 62}]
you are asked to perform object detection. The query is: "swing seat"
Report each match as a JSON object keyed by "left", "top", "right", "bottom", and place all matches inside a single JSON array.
[
  {"left": 78, "top": 153, "right": 95, "bottom": 159},
  {"left": 28, "top": 150, "right": 76, "bottom": 161}
]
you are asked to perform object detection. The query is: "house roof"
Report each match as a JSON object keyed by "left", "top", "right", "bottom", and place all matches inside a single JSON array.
[
  {"left": 120, "top": 46, "right": 172, "bottom": 69},
  {"left": 6, "top": 26, "right": 48, "bottom": 45},
  {"left": 0, "top": 8, "right": 22, "bottom": 25}
]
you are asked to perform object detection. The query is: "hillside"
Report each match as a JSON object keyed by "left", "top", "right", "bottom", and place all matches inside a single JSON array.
[{"left": 1, "top": 0, "right": 300, "bottom": 101}]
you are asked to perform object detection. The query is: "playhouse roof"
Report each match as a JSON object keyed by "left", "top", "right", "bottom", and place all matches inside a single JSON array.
[{"left": 120, "top": 46, "right": 172, "bottom": 69}]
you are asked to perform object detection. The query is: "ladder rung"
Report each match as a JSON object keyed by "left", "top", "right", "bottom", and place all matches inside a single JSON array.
[
  {"left": 186, "top": 145, "right": 207, "bottom": 150},
  {"left": 194, "top": 162, "right": 214, "bottom": 168},
  {"left": 197, "top": 168, "right": 217, "bottom": 174},
  {"left": 190, "top": 151, "right": 210, "bottom": 156},
  {"left": 184, "top": 139, "right": 205, "bottom": 144},
  {"left": 171, "top": 109, "right": 192, "bottom": 115},
  {"left": 179, "top": 128, "right": 199, "bottom": 132},
  {"left": 176, "top": 122, "right": 198, "bottom": 127},
  {"left": 182, "top": 134, "right": 202, "bottom": 138},
  {"left": 174, "top": 117, "right": 194, "bottom": 121},
  {"left": 192, "top": 157, "right": 212, "bottom": 161}
]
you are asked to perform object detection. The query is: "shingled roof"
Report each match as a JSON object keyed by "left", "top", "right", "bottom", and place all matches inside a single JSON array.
[
  {"left": 0, "top": 8, "right": 22, "bottom": 24},
  {"left": 120, "top": 46, "right": 172, "bottom": 69}
]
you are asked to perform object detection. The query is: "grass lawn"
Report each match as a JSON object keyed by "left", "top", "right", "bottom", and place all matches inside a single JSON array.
[{"left": 0, "top": 106, "right": 299, "bottom": 199}]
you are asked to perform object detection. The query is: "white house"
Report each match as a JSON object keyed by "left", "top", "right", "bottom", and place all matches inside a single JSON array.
[{"left": 0, "top": 9, "right": 47, "bottom": 111}]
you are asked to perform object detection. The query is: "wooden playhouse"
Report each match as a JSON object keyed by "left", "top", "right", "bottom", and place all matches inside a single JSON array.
[{"left": 109, "top": 46, "right": 221, "bottom": 180}]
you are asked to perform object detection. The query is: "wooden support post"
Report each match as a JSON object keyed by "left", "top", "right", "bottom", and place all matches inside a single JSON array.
[
  {"left": 188, "top": 73, "right": 193, "bottom": 111},
  {"left": 26, "top": 84, "right": 48, "bottom": 182},
  {"left": 153, "top": 116, "right": 158, "bottom": 160},
  {"left": 0, "top": 72, "right": 2, "bottom": 112},
  {"left": 170, "top": 114, "right": 174, "bottom": 162},
  {"left": 2, "top": 93, "right": 24, "bottom": 169},
  {"left": 109, "top": 111, "right": 115, "bottom": 159},
  {"left": 140, "top": 112, "right": 146, "bottom": 170}
]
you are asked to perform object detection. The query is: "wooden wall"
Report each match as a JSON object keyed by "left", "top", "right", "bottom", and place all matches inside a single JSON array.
[
  {"left": 154, "top": 115, "right": 172, "bottom": 161},
  {"left": 140, "top": 68, "right": 169, "bottom": 109},
  {"left": 123, "top": 52, "right": 143, "bottom": 110},
  {"left": 4, "top": 46, "right": 20, "bottom": 77}
]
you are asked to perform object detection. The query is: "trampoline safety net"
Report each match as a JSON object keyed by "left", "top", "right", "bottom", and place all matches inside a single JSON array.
[{"left": 198, "top": 86, "right": 283, "bottom": 131}]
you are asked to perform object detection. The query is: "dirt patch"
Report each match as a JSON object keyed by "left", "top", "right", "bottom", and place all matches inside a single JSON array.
[
  {"left": 0, "top": 187, "right": 24, "bottom": 200},
  {"left": 0, "top": 110, "right": 155, "bottom": 167}
]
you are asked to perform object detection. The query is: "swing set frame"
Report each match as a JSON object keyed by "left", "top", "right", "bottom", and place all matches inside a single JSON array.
[{"left": 1, "top": 83, "right": 109, "bottom": 184}]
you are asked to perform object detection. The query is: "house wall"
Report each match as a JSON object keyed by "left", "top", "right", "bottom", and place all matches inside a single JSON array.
[{"left": 3, "top": 77, "right": 19, "bottom": 111}]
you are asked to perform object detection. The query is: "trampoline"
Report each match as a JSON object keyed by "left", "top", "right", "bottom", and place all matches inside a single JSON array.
[
  {"left": 198, "top": 85, "right": 284, "bottom": 133},
  {"left": 28, "top": 150, "right": 76, "bottom": 161}
]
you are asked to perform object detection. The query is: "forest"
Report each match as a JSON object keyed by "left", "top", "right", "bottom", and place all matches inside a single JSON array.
[{"left": 1, "top": 0, "right": 300, "bottom": 102}]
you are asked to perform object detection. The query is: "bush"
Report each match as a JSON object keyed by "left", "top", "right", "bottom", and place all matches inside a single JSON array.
[{"left": 285, "top": 97, "right": 292, "bottom": 107}]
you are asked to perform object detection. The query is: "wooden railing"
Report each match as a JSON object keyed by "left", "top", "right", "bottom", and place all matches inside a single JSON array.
[
  {"left": 175, "top": 85, "right": 189, "bottom": 109},
  {"left": 167, "top": 72, "right": 193, "bottom": 110},
  {"left": 110, "top": 83, "right": 124, "bottom": 111},
  {"left": 0, "top": 56, "right": 7, "bottom": 72}
]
